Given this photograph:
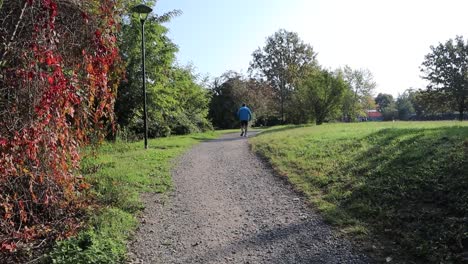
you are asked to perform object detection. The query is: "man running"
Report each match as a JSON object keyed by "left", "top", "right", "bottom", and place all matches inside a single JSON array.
[{"left": 237, "top": 103, "right": 252, "bottom": 137}]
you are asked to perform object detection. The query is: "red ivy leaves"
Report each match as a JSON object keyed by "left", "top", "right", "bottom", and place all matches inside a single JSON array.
[
  {"left": 0, "top": 0, "right": 122, "bottom": 253},
  {"left": 1, "top": 242, "right": 17, "bottom": 252}
]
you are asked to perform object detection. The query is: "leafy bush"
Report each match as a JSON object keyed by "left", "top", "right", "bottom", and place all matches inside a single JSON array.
[{"left": 47, "top": 208, "right": 136, "bottom": 264}]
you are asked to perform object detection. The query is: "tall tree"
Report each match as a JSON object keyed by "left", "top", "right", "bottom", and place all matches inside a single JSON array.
[
  {"left": 115, "top": 2, "right": 214, "bottom": 137},
  {"left": 209, "top": 72, "right": 245, "bottom": 129},
  {"left": 161, "top": 65, "right": 212, "bottom": 135},
  {"left": 294, "top": 69, "right": 347, "bottom": 125},
  {"left": 375, "top": 93, "right": 397, "bottom": 121},
  {"left": 208, "top": 72, "right": 276, "bottom": 129},
  {"left": 341, "top": 66, "right": 377, "bottom": 121},
  {"left": 410, "top": 89, "right": 452, "bottom": 118},
  {"left": 396, "top": 91, "right": 416, "bottom": 120},
  {"left": 421, "top": 35, "right": 468, "bottom": 121},
  {"left": 116, "top": 1, "right": 180, "bottom": 126},
  {"left": 375, "top": 93, "right": 394, "bottom": 111},
  {"left": 249, "top": 29, "right": 317, "bottom": 123}
]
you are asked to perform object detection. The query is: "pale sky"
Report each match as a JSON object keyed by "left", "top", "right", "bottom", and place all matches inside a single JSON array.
[{"left": 156, "top": 0, "right": 468, "bottom": 97}]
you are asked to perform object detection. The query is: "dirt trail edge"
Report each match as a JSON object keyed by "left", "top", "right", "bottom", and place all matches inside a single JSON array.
[{"left": 128, "top": 132, "right": 371, "bottom": 264}]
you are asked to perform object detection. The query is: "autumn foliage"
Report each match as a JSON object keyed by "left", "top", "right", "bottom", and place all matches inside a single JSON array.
[{"left": 0, "top": 0, "right": 121, "bottom": 254}]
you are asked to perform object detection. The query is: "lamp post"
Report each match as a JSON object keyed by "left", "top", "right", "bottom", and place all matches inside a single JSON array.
[{"left": 131, "top": 4, "right": 152, "bottom": 149}]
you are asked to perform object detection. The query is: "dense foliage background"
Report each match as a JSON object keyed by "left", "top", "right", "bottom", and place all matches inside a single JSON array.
[{"left": 115, "top": 4, "right": 212, "bottom": 138}]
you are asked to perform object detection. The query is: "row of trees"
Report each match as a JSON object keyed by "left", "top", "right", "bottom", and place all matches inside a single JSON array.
[
  {"left": 115, "top": 14, "right": 467, "bottom": 135},
  {"left": 371, "top": 36, "right": 467, "bottom": 122},
  {"left": 375, "top": 92, "right": 420, "bottom": 121},
  {"left": 209, "top": 29, "right": 377, "bottom": 128},
  {"left": 209, "top": 30, "right": 468, "bottom": 128},
  {"left": 375, "top": 88, "right": 467, "bottom": 122}
]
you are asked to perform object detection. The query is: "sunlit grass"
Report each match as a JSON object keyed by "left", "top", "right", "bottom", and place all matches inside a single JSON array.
[{"left": 251, "top": 121, "right": 468, "bottom": 262}]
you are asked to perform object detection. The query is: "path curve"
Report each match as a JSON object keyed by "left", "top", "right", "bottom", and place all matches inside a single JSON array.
[{"left": 128, "top": 132, "right": 370, "bottom": 264}]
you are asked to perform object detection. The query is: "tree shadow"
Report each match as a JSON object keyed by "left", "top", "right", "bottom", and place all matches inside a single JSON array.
[
  {"left": 257, "top": 125, "right": 310, "bottom": 136},
  {"left": 181, "top": 221, "right": 369, "bottom": 263},
  {"left": 191, "top": 131, "right": 261, "bottom": 143},
  {"left": 331, "top": 126, "right": 468, "bottom": 262}
]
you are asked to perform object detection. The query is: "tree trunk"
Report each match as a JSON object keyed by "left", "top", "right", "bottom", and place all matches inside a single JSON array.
[
  {"left": 281, "top": 93, "right": 284, "bottom": 124},
  {"left": 316, "top": 113, "right": 325, "bottom": 125},
  {"left": 459, "top": 101, "right": 465, "bottom": 121},
  {"left": 280, "top": 81, "right": 285, "bottom": 124}
]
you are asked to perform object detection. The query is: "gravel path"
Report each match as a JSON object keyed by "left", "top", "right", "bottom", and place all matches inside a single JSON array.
[{"left": 128, "top": 132, "right": 371, "bottom": 264}]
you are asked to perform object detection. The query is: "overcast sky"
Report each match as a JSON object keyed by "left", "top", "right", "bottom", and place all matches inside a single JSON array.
[{"left": 156, "top": 0, "right": 468, "bottom": 97}]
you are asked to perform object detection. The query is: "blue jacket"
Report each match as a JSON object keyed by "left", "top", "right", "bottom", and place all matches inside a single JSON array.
[{"left": 237, "top": 106, "right": 252, "bottom": 121}]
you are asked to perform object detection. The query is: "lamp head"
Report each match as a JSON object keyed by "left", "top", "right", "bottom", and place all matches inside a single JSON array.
[{"left": 131, "top": 4, "right": 152, "bottom": 22}]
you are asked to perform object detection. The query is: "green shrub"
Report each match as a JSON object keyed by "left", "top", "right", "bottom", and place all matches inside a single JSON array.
[{"left": 47, "top": 208, "right": 136, "bottom": 264}]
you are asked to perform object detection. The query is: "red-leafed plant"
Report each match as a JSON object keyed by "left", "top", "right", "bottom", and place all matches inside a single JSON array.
[{"left": 0, "top": 0, "right": 122, "bottom": 256}]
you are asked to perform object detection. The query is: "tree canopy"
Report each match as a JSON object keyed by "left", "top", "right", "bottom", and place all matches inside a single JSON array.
[
  {"left": 341, "top": 66, "right": 376, "bottom": 121},
  {"left": 115, "top": 2, "right": 211, "bottom": 137},
  {"left": 421, "top": 35, "right": 468, "bottom": 121},
  {"left": 396, "top": 91, "right": 416, "bottom": 120},
  {"left": 249, "top": 29, "right": 317, "bottom": 123},
  {"left": 375, "top": 93, "right": 397, "bottom": 121},
  {"left": 294, "top": 68, "right": 347, "bottom": 125},
  {"left": 208, "top": 71, "right": 277, "bottom": 129}
]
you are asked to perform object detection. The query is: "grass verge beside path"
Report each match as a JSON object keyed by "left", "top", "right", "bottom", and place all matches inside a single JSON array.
[
  {"left": 250, "top": 121, "right": 468, "bottom": 263},
  {"left": 46, "top": 131, "right": 224, "bottom": 264}
]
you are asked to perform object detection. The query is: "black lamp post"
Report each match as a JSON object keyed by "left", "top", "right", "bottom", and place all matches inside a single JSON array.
[{"left": 131, "top": 4, "right": 152, "bottom": 149}]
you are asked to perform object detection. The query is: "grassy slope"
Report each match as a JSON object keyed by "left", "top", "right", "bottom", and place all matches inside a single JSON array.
[
  {"left": 47, "top": 131, "right": 225, "bottom": 263},
  {"left": 250, "top": 122, "right": 468, "bottom": 263}
]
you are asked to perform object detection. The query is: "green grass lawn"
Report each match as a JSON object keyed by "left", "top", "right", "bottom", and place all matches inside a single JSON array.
[
  {"left": 250, "top": 121, "right": 468, "bottom": 263},
  {"left": 46, "top": 131, "right": 225, "bottom": 263}
]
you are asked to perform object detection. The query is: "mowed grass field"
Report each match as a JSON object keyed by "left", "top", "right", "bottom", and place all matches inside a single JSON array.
[{"left": 250, "top": 121, "right": 468, "bottom": 263}]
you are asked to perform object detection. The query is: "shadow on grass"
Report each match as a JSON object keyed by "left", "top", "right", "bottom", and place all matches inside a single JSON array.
[
  {"left": 190, "top": 135, "right": 221, "bottom": 141},
  {"left": 190, "top": 131, "right": 261, "bottom": 143},
  {"left": 255, "top": 124, "right": 310, "bottom": 136},
  {"left": 205, "top": 136, "right": 247, "bottom": 143},
  {"left": 330, "top": 126, "right": 468, "bottom": 262}
]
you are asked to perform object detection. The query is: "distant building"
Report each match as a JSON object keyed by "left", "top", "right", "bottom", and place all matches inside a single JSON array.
[{"left": 364, "top": 110, "right": 384, "bottom": 121}]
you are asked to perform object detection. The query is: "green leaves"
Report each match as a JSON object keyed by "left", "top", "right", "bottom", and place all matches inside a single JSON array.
[
  {"left": 250, "top": 29, "right": 318, "bottom": 122},
  {"left": 116, "top": 8, "right": 211, "bottom": 137},
  {"left": 340, "top": 66, "right": 377, "bottom": 121},
  {"left": 375, "top": 93, "right": 398, "bottom": 120},
  {"left": 421, "top": 35, "right": 468, "bottom": 120},
  {"left": 209, "top": 72, "right": 278, "bottom": 128},
  {"left": 294, "top": 69, "right": 347, "bottom": 125}
]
